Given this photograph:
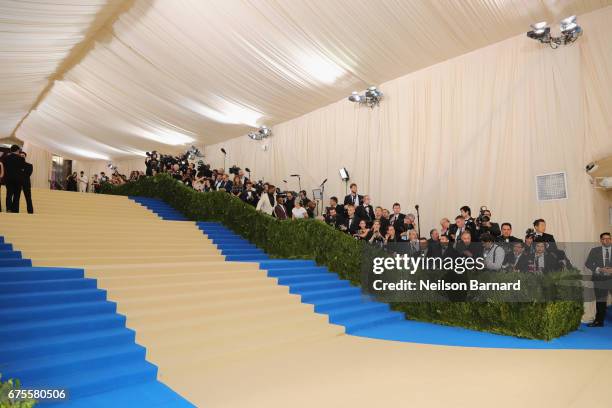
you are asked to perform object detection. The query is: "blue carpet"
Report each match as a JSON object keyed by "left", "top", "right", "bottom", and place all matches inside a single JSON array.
[
  {"left": 0, "top": 236, "right": 195, "bottom": 407},
  {"left": 129, "top": 198, "right": 612, "bottom": 350}
]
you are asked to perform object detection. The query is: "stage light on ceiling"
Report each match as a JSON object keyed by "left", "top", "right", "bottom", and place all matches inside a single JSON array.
[
  {"left": 348, "top": 86, "right": 383, "bottom": 108},
  {"left": 247, "top": 126, "right": 272, "bottom": 141},
  {"left": 527, "top": 15, "right": 582, "bottom": 48}
]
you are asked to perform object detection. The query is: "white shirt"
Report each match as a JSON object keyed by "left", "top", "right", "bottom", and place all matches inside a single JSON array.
[
  {"left": 292, "top": 207, "right": 307, "bottom": 219},
  {"left": 597, "top": 246, "right": 612, "bottom": 273},
  {"left": 483, "top": 244, "right": 504, "bottom": 270}
]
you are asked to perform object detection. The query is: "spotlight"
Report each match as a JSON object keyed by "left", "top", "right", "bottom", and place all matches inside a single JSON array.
[
  {"left": 347, "top": 86, "right": 383, "bottom": 108},
  {"left": 247, "top": 126, "right": 272, "bottom": 141},
  {"left": 339, "top": 167, "right": 349, "bottom": 181},
  {"left": 527, "top": 15, "right": 582, "bottom": 48}
]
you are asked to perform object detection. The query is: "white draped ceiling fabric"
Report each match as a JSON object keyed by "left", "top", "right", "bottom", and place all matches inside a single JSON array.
[
  {"left": 1, "top": 1, "right": 611, "bottom": 241},
  {"left": 2, "top": 0, "right": 610, "bottom": 158}
]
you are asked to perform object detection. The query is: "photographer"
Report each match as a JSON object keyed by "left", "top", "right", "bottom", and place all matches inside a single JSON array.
[
  {"left": 145, "top": 151, "right": 159, "bottom": 176},
  {"left": 285, "top": 191, "right": 296, "bottom": 214},
  {"left": 475, "top": 207, "right": 500, "bottom": 237},
  {"left": 274, "top": 195, "right": 289, "bottom": 220},
  {"left": 481, "top": 233, "right": 505, "bottom": 271},
  {"left": 324, "top": 206, "right": 344, "bottom": 229},
  {"left": 240, "top": 181, "right": 258, "bottom": 206},
  {"left": 368, "top": 220, "right": 385, "bottom": 247},
  {"left": 231, "top": 175, "right": 243, "bottom": 196}
]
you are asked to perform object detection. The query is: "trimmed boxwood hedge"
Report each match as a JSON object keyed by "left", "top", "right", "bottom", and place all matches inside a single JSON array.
[{"left": 102, "top": 174, "right": 583, "bottom": 340}]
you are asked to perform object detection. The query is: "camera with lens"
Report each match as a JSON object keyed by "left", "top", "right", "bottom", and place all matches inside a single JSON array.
[
  {"left": 476, "top": 206, "right": 489, "bottom": 225},
  {"left": 196, "top": 161, "right": 212, "bottom": 178},
  {"left": 229, "top": 165, "right": 241, "bottom": 176}
]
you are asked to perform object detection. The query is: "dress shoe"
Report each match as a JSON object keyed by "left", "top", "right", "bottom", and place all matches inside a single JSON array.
[{"left": 587, "top": 321, "right": 604, "bottom": 327}]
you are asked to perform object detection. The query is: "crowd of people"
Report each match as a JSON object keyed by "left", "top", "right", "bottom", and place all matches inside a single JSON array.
[{"left": 0, "top": 144, "right": 34, "bottom": 214}]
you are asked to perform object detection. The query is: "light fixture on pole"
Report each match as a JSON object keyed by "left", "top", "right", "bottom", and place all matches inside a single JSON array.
[
  {"left": 348, "top": 86, "right": 383, "bottom": 108},
  {"left": 220, "top": 148, "right": 227, "bottom": 172},
  {"left": 527, "top": 15, "right": 582, "bottom": 48},
  {"left": 339, "top": 167, "right": 349, "bottom": 195},
  {"left": 290, "top": 174, "right": 302, "bottom": 192}
]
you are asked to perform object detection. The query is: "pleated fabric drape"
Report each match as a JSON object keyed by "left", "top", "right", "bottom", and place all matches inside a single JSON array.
[{"left": 204, "top": 7, "right": 612, "bottom": 242}]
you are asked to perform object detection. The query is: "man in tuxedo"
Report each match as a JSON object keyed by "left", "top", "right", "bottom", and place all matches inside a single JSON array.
[
  {"left": 480, "top": 209, "right": 501, "bottom": 237},
  {"left": 4, "top": 145, "right": 25, "bottom": 213},
  {"left": 503, "top": 242, "right": 530, "bottom": 272},
  {"left": 585, "top": 232, "right": 612, "bottom": 327},
  {"left": 324, "top": 207, "right": 344, "bottom": 229},
  {"left": 389, "top": 203, "right": 405, "bottom": 231},
  {"left": 449, "top": 215, "right": 476, "bottom": 247},
  {"left": 356, "top": 195, "right": 374, "bottom": 226},
  {"left": 533, "top": 219, "right": 558, "bottom": 252},
  {"left": 532, "top": 242, "right": 560, "bottom": 274},
  {"left": 460, "top": 206, "right": 476, "bottom": 228},
  {"left": 496, "top": 222, "right": 522, "bottom": 252},
  {"left": 327, "top": 196, "right": 344, "bottom": 218},
  {"left": 20, "top": 151, "right": 34, "bottom": 214},
  {"left": 273, "top": 196, "right": 288, "bottom": 220},
  {"left": 343, "top": 183, "right": 363, "bottom": 209},
  {"left": 340, "top": 204, "right": 360, "bottom": 235}
]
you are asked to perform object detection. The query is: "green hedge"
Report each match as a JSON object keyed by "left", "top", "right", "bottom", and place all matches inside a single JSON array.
[{"left": 103, "top": 174, "right": 583, "bottom": 340}]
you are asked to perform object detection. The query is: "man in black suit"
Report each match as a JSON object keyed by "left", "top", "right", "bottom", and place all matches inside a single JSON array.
[
  {"left": 496, "top": 222, "right": 522, "bottom": 252},
  {"left": 4, "top": 145, "right": 25, "bottom": 213},
  {"left": 356, "top": 195, "right": 374, "bottom": 226},
  {"left": 324, "top": 207, "right": 343, "bottom": 229},
  {"left": 533, "top": 219, "right": 558, "bottom": 252},
  {"left": 455, "top": 230, "right": 482, "bottom": 259},
  {"left": 585, "top": 232, "right": 612, "bottom": 327},
  {"left": 343, "top": 183, "right": 363, "bottom": 209},
  {"left": 388, "top": 203, "right": 405, "bottom": 231},
  {"left": 503, "top": 242, "right": 530, "bottom": 272},
  {"left": 340, "top": 204, "right": 360, "bottom": 235},
  {"left": 20, "top": 151, "right": 34, "bottom": 214},
  {"left": 327, "top": 196, "right": 344, "bottom": 218},
  {"left": 284, "top": 191, "right": 296, "bottom": 215},
  {"left": 532, "top": 242, "right": 560, "bottom": 274},
  {"left": 449, "top": 215, "right": 477, "bottom": 246}
]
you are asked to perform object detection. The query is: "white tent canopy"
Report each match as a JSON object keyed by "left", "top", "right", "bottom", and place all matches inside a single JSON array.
[{"left": 2, "top": 0, "right": 610, "bottom": 159}]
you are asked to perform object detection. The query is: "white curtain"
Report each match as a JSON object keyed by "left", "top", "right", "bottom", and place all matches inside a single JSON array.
[
  {"left": 205, "top": 7, "right": 612, "bottom": 243},
  {"left": 22, "top": 141, "right": 52, "bottom": 189},
  {"left": 4, "top": 0, "right": 610, "bottom": 160}
]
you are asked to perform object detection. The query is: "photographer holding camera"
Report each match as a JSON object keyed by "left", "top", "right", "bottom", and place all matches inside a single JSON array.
[
  {"left": 475, "top": 206, "right": 500, "bottom": 237},
  {"left": 145, "top": 151, "right": 159, "bottom": 176},
  {"left": 240, "top": 181, "right": 258, "bottom": 206}
]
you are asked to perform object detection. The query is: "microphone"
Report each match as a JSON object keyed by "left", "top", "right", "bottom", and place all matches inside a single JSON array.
[
  {"left": 290, "top": 174, "right": 300, "bottom": 177},
  {"left": 415, "top": 204, "right": 419, "bottom": 210},
  {"left": 221, "top": 148, "right": 227, "bottom": 155},
  {"left": 321, "top": 178, "right": 328, "bottom": 185},
  {"left": 283, "top": 180, "right": 288, "bottom": 183},
  {"left": 245, "top": 167, "right": 251, "bottom": 172}
]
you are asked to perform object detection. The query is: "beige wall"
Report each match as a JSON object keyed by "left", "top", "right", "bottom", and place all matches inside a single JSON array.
[{"left": 204, "top": 7, "right": 612, "bottom": 242}]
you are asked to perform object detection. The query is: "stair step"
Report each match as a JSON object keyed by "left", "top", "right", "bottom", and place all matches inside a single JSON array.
[
  {"left": 327, "top": 302, "right": 390, "bottom": 322},
  {"left": 0, "top": 258, "right": 32, "bottom": 267},
  {"left": 300, "top": 286, "right": 361, "bottom": 302},
  {"left": 266, "top": 267, "right": 328, "bottom": 277},
  {"left": 259, "top": 260, "right": 317, "bottom": 269},
  {"left": 276, "top": 273, "right": 337, "bottom": 285},
  {"left": 0, "top": 250, "right": 22, "bottom": 259},
  {"left": 289, "top": 280, "right": 351, "bottom": 294},
  {"left": 314, "top": 293, "right": 373, "bottom": 312},
  {"left": 0, "top": 328, "right": 136, "bottom": 362},
  {"left": 26, "top": 361, "right": 158, "bottom": 399},
  {"left": 340, "top": 312, "right": 404, "bottom": 333},
  {"left": 0, "top": 267, "right": 82, "bottom": 282},
  {"left": 0, "top": 288, "right": 106, "bottom": 308},
  {"left": 4, "top": 344, "right": 147, "bottom": 382},
  {"left": 0, "top": 313, "right": 126, "bottom": 340},
  {"left": 0, "top": 278, "right": 97, "bottom": 294},
  {"left": 0, "top": 300, "right": 117, "bottom": 324}
]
